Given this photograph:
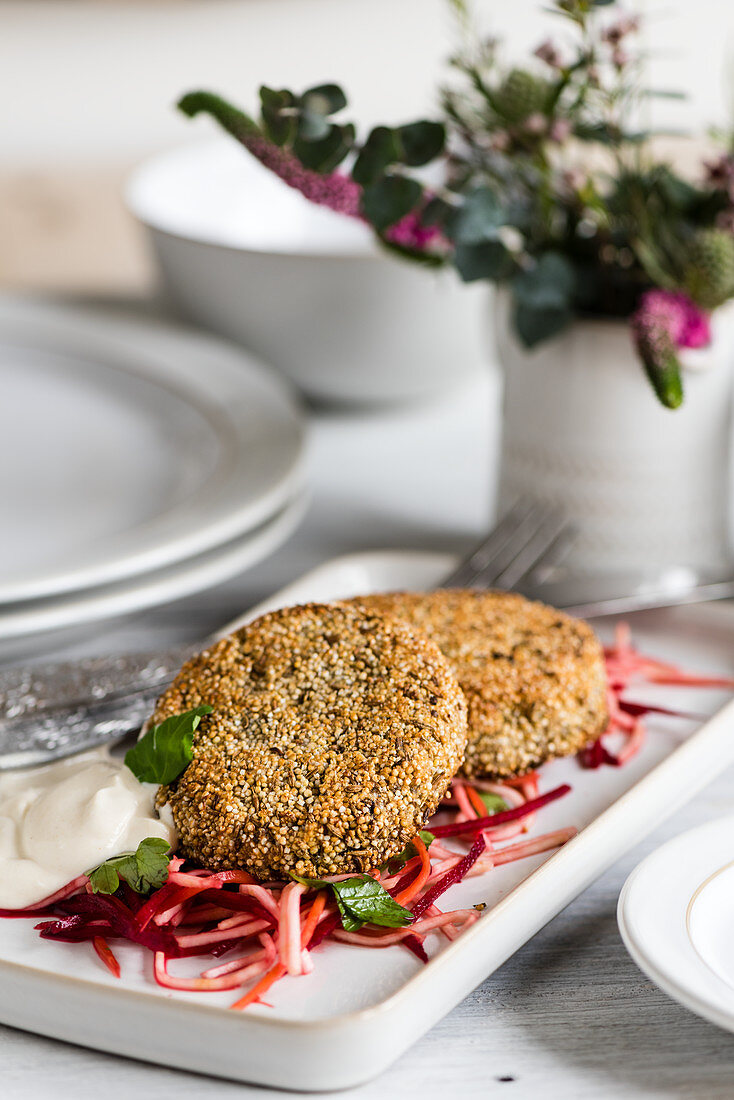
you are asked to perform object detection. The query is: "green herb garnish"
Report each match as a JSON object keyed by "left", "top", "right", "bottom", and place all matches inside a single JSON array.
[
  {"left": 391, "top": 830, "right": 436, "bottom": 867},
  {"left": 293, "top": 873, "right": 412, "bottom": 932},
  {"left": 124, "top": 705, "right": 212, "bottom": 785},
  {"left": 477, "top": 792, "right": 509, "bottom": 815},
  {"left": 87, "top": 837, "right": 171, "bottom": 896}
]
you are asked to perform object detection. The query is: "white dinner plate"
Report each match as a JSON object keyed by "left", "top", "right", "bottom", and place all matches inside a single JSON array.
[
  {"left": 619, "top": 814, "right": 734, "bottom": 1035},
  {"left": 0, "top": 490, "right": 307, "bottom": 648},
  {"left": 0, "top": 297, "right": 306, "bottom": 603},
  {"left": 1, "top": 550, "right": 734, "bottom": 1090}
]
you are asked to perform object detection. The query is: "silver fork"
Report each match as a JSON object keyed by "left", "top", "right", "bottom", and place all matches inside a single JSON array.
[{"left": 0, "top": 500, "right": 571, "bottom": 768}]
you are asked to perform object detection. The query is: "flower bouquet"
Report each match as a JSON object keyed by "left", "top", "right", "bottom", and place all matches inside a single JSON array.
[{"left": 177, "top": 0, "right": 734, "bottom": 570}]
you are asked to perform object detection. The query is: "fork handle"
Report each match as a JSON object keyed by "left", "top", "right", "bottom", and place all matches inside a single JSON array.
[
  {"left": 0, "top": 688, "right": 161, "bottom": 769},
  {"left": 0, "top": 644, "right": 196, "bottom": 720}
]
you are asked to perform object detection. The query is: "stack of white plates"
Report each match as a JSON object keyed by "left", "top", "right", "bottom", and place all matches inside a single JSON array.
[{"left": 0, "top": 297, "right": 308, "bottom": 646}]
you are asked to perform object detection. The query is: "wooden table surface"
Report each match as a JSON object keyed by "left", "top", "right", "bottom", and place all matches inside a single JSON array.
[{"left": 2, "top": 295, "right": 734, "bottom": 1099}]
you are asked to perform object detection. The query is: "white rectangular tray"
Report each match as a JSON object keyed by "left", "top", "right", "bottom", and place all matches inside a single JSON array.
[{"left": 2, "top": 550, "right": 734, "bottom": 1091}]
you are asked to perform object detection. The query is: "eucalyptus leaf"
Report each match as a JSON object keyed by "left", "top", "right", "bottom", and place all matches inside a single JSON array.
[
  {"left": 513, "top": 300, "right": 572, "bottom": 347},
  {"left": 259, "top": 86, "right": 297, "bottom": 146},
  {"left": 361, "top": 175, "right": 423, "bottom": 231},
  {"left": 300, "top": 83, "right": 347, "bottom": 117},
  {"left": 446, "top": 187, "right": 504, "bottom": 245},
  {"left": 421, "top": 196, "right": 453, "bottom": 228},
  {"left": 512, "top": 252, "right": 576, "bottom": 311},
  {"left": 294, "top": 124, "right": 355, "bottom": 171},
  {"left": 352, "top": 126, "right": 398, "bottom": 186},
  {"left": 395, "top": 120, "right": 445, "bottom": 166},
  {"left": 297, "top": 109, "right": 332, "bottom": 143},
  {"left": 453, "top": 239, "right": 512, "bottom": 282}
]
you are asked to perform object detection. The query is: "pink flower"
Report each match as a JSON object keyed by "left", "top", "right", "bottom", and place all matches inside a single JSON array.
[
  {"left": 602, "top": 16, "right": 640, "bottom": 45},
  {"left": 490, "top": 130, "right": 511, "bottom": 152},
  {"left": 549, "top": 118, "right": 572, "bottom": 143},
  {"left": 384, "top": 210, "right": 449, "bottom": 253},
  {"left": 524, "top": 112, "right": 547, "bottom": 135},
  {"left": 244, "top": 132, "right": 364, "bottom": 219},
  {"left": 632, "top": 289, "right": 711, "bottom": 351},
  {"left": 611, "top": 47, "right": 629, "bottom": 70},
  {"left": 679, "top": 302, "right": 712, "bottom": 348},
  {"left": 534, "top": 39, "right": 563, "bottom": 69}
]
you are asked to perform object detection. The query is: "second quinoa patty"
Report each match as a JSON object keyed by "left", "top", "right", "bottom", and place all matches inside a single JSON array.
[
  {"left": 152, "top": 602, "right": 468, "bottom": 880},
  {"left": 351, "top": 590, "right": 608, "bottom": 779}
]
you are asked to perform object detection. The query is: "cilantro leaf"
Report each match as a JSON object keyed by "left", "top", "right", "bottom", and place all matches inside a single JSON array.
[
  {"left": 478, "top": 792, "right": 509, "bottom": 814},
  {"left": 333, "top": 876, "right": 412, "bottom": 930},
  {"left": 293, "top": 872, "right": 412, "bottom": 932},
  {"left": 124, "top": 706, "right": 212, "bottom": 785},
  {"left": 391, "top": 830, "right": 436, "bottom": 867},
  {"left": 87, "top": 837, "right": 172, "bottom": 896},
  {"left": 87, "top": 861, "right": 120, "bottom": 895}
]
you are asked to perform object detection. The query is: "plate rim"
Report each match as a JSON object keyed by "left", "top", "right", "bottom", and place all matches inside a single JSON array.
[
  {"left": 0, "top": 489, "right": 308, "bottom": 641},
  {"left": 0, "top": 296, "right": 307, "bottom": 603},
  {"left": 617, "top": 813, "right": 734, "bottom": 1035}
]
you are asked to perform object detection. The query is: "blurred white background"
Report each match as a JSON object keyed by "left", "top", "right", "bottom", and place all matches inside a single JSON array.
[{"left": 2, "top": 0, "right": 733, "bottom": 168}]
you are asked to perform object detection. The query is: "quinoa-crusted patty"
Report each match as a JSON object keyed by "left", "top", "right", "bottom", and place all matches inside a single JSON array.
[
  {"left": 351, "top": 590, "right": 608, "bottom": 779},
  {"left": 152, "top": 602, "right": 468, "bottom": 880}
]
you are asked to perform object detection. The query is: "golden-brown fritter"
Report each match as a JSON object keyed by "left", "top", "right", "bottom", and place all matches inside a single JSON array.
[
  {"left": 351, "top": 589, "right": 608, "bottom": 778},
  {"left": 153, "top": 602, "right": 468, "bottom": 879}
]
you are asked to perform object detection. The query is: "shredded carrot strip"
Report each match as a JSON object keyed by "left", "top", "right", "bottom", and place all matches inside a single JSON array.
[
  {"left": 93, "top": 936, "right": 120, "bottom": 978},
  {"left": 230, "top": 962, "right": 287, "bottom": 1011},
  {"left": 300, "top": 891, "right": 327, "bottom": 948},
  {"left": 394, "top": 835, "right": 431, "bottom": 906},
  {"left": 466, "top": 785, "right": 488, "bottom": 818}
]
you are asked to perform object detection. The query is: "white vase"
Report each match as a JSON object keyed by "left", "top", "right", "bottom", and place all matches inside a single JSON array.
[{"left": 494, "top": 297, "right": 734, "bottom": 575}]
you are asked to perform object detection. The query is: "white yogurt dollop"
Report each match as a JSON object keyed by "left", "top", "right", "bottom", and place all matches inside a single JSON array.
[{"left": 0, "top": 750, "right": 175, "bottom": 909}]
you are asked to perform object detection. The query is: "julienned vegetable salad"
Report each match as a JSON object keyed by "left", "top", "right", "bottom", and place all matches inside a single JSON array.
[{"left": 2, "top": 625, "right": 730, "bottom": 1012}]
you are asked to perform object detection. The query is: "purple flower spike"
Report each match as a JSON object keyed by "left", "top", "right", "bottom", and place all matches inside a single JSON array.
[
  {"left": 179, "top": 91, "right": 364, "bottom": 221},
  {"left": 631, "top": 288, "right": 711, "bottom": 408}
]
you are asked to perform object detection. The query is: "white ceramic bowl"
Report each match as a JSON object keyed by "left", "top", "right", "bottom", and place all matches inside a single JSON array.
[{"left": 126, "top": 139, "right": 487, "bottom": 404}]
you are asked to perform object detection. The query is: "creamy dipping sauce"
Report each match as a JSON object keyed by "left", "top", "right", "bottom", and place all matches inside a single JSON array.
[{"left": 0, "top": 750, "right": 175, "bottom": 909}]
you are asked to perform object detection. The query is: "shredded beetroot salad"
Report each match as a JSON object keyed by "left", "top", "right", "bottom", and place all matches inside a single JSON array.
[{"left": 3, "top": 623, "right": 732, "bottom": 1010}]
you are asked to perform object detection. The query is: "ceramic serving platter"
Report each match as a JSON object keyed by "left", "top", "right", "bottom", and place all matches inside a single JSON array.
[{"left": 1, "top": 550, "right": 734, "bottom": 1092}]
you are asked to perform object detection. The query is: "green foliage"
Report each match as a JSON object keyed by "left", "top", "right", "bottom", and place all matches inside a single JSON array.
[
  {"left": 294, "top": 124, "right": 355, "bottom": 172},
  {"left": 397, "top": 120, "right": 446, "bottom": 166},
  {"left": 353, "top": 121, "right": 444, "bottom": 186},
  {"left": 259, "top": 86, "right": 297, "bottom": 146},
  {"left": 453, "top": 240, "right": 512, "bottom": 282},
  {"left": 178, "top": 0, "right": 734, "bottom": 408},
  {"left": 511, "top": 253, "right": 575, "bottom": 345},
  {"left": 684, "top": 229, "right": 734, "bottom": 310},
  {"left": 493, "top": 69, "right": 550, "bottom": 124},
  {"left": 361, "top": 175, "right": 423, "bottom": 230},
  {"left": 446, "top": 187, "right": 505, "bottom": 244},
  {"left": 353, "top": 126, "right": 399, "bottom": 185},
  {"left": 633, "top": 326, "right": 684, "bottom": 409}
]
